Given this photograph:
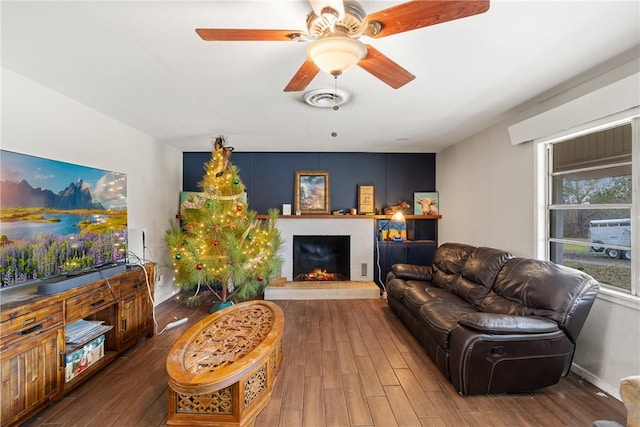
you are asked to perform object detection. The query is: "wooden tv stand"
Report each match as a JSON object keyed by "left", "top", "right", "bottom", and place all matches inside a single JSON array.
[{"left": 0, "top": 264, "right": 155, "bottom": 426}]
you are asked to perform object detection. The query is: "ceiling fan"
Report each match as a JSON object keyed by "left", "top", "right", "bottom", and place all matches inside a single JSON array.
[{"left": 196, "top": 0, "right": 490, "bottom": 92}]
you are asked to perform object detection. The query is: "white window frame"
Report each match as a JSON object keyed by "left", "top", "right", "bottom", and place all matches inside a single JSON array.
[{"left": 534, "top": 110, "right": 639, "bottom": 299}]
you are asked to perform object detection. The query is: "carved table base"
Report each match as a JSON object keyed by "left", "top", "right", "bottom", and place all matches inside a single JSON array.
[{"left": 166, "top": 301, "right": 284, "bottom": 426}]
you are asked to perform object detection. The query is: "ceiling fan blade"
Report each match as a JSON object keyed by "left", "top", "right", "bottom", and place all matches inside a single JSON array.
[
  {"left": 366, "top": 0, "right": 490, "bottom": 38},
  {"left": 284, "top": 58, "right": 320, "bottom": 92},
  {"left": 358, "top": 45, "right": 415, "bottom": 89},
  {"left": 195, "top": 28, "right": 304, "bottom": 41}
]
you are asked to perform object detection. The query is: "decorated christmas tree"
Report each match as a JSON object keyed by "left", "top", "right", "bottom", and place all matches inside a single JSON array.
[{"left": 165, "top": 136, "right": 282, "bottom": 311}]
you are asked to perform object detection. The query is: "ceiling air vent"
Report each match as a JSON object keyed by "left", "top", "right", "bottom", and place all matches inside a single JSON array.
[{"left": 303, "top": 88, "right": 350, "bottom": 108}]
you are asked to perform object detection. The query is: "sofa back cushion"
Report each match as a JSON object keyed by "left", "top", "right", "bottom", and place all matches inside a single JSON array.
[
  {"left": 479, "top": 258, "right": 600, "bottom": 341},
  {"left": 452, "top": 247, "right": 513, "bottom": 306},
  {"left": 431, "top": 243, "right": 476, "bottom": 290}
]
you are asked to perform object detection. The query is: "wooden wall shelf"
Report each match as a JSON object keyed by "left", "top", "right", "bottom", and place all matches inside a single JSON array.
[{"left": 257, "top": 214, "right": 442, "bottom": 220}]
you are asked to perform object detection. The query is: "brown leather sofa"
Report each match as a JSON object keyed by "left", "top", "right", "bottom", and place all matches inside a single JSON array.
[{"left": 386, "top": 242, "right": 600, "bottom": 395}]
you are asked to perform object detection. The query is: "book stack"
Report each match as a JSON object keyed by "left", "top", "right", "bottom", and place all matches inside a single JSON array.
[{"left": 66, "top": 319, "right": 111, "bottom": 346}]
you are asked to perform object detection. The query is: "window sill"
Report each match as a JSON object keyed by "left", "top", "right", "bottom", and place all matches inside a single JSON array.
[{"left": 597, "top": 286, "right": 640, "bottom": 310}]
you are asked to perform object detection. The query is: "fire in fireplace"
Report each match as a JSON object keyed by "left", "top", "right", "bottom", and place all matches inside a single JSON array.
[
  {"left": 293, "top": 235, "right": 350, "bottom": 281},
  {"left": 300, "top": 268, "right": 340, "bottom": 281}
]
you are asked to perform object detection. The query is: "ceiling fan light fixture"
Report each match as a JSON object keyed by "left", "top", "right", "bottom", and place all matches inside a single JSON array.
[{"left": 307, "top": 34, "right": 366, "bottom": 76}]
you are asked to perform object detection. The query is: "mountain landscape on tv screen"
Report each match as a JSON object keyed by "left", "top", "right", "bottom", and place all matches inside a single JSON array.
[
  {"left": 0, "top": 150, "right": 127, "bottom": 288},
  {"left": 0, "top": 179, "right": 105, "bottom": 210}
]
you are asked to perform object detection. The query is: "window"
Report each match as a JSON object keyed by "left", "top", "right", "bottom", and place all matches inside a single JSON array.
[{"left": 544, "top": 122, "right": 636, "bottom": 295}]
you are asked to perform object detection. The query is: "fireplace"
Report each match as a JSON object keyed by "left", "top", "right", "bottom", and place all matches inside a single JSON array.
[
  {"left": 293, "top": 235, "right": 350, "bottom": 281},
  {"left": 273, "top": 217, "right": 374, "bottom": 282}
]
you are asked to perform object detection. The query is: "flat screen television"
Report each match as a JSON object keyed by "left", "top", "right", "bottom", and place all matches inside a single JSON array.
[{"left": 0, "top": 150, "right": 128, "bottom": 291}]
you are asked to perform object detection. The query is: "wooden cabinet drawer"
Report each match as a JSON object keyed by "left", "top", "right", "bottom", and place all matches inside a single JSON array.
[
  {"left": 0, "top": 302, "right": 64, "bottom": 346},
  {"left": 116, "top": 275, "right": 145, "bottom": 298},
  {"left": 66, "top": 286, "right": 116, "bottom": 322},
  {"left": 114, "top": 266, "right": 152, "bottom": 298}
]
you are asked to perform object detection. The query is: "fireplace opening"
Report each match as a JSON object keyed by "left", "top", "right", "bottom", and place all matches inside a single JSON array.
[{"left": 293, "top": 235, "right": 350, "bottom": 281}]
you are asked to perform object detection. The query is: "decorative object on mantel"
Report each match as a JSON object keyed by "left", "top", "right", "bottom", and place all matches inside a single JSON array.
[
  {"left": 379, "top": 211, "right": 406, "bottom": 241},
  {"left": 357, "top": 184, "right": 375, "bottom": 214},
  {"left": 165, "top": 136, "right": 283, "bottom": 312},
  {"left": 382, "top": 200, "right": 410, "bottom": 215},
  {"left": 294, "top": 170, "right": 330, "bottom": 215},
  {"left": 413, "top": 191, "right": 439, "bottom": 215}
]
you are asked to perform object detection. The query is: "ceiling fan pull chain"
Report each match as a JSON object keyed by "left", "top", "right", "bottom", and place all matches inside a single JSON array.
[{"left": 333, "top": 75, "right": 339, "bottom": 111}]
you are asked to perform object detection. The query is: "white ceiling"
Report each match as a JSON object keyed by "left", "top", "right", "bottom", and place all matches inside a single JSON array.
[{"left": 2, "top": 1, "right": 639, "bottom": 153}]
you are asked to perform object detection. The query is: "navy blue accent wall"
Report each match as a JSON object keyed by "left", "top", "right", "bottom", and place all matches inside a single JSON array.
[{"left": 183, "top": 152, "right": 436, "bottom": 215}]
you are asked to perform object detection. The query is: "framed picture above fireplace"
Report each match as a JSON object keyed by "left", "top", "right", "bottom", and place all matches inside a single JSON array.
[{"left": 294, "top": 170, "right": 330, "bottom": 215}]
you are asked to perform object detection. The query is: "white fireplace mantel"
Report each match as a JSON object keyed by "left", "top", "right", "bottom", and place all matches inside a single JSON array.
[{"left": 274, "top": 217, "right": 375, "bottom": 281}]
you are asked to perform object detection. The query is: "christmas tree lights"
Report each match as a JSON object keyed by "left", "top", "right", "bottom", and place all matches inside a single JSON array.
[{"left": 165, "top": 136, "right": 282, "bottom": 309}]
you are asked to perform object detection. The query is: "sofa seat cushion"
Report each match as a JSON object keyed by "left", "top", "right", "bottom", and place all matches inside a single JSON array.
[
  {"left": 387, "top": 278, "right": 434, "bottom": 301},
  {"left": 426, "top": 287, "right": 468, "bottom": 303},
  {"left": 403, "top": 283, "right": 438, "bottom": 317},
  {"left": 418, "top": 296, "right": 478, "bottom": 351}
]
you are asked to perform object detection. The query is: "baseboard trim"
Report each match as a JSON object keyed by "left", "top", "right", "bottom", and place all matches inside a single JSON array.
[{"left": 571, "top": 363, "right": 621, "bottom": 401}]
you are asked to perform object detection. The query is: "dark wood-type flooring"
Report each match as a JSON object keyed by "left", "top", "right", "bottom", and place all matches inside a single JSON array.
[{"left": 24, "top": 295, "right": 627, "bottom": 426}]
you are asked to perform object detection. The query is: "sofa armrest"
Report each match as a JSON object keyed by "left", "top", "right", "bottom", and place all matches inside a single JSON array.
[
  {"left": 390, "top": 264, "right": 433, "bottom": 281},
  {"left": 458, "top": 313, "right": 559, "bottom": 335}
]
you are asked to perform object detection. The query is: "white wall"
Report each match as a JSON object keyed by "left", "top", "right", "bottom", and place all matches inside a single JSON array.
[
  {"left": 435, "top": 124, "right": 535, "bottom": 256},
  {"left": 436, "top": 59, "right": 640, "bottom": 398},
  {"left": 574, "top": 293, "right": 640, "bottom": 397},
  {"left": 1, "top": 68, "right": 182, "bottom": 304}
]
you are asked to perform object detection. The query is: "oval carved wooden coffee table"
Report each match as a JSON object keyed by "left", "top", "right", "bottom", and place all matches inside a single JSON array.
[{"left": 166, "top": 300, "right": 284, "bottom": 426}]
